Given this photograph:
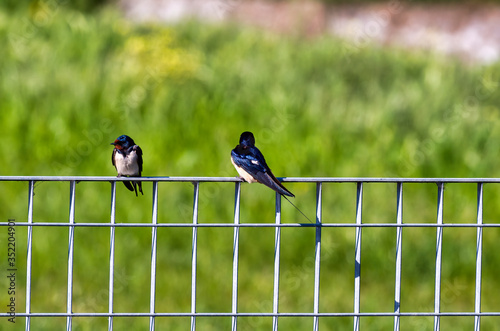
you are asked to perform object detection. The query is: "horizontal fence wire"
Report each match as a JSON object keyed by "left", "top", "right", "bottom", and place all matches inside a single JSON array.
[
  {"left": 2, "top": 176, "right": 500, "bottom": 182},
  {"left": 0, "top": 176, "right": 498, "bottom": 331},
  {"left": 2, "top": 222, "right": 499, "bottom": 228},
  {"left": 3, "top": 312, "right": 500, "bottom": 317}
]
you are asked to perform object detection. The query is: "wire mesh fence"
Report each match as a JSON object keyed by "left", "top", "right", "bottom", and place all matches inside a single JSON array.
[{"left": 1, "top": 176, "right": 500, "bottom": 331}]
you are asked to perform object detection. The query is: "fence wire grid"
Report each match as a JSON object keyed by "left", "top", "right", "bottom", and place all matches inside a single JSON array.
[{"left": 1, "top": 176, "right": 500, "bottom": 331}]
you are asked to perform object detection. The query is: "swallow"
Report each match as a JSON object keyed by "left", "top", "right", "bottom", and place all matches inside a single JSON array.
[
  {"left": 111, "top": 135, "right": 143, "bottom": 196},
  {"left": 231, "top": 131, "right": 294, "bottom": 197}
]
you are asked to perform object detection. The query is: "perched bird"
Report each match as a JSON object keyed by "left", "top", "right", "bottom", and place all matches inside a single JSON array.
[
  {"left": 231, "top": 131, "right": 294, "bottom": 197},
  {"left": 111, "top": 135, "right": 143, "bottom": 196}
]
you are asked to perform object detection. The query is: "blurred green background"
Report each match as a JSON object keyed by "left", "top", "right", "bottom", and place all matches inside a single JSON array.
[{"left": 1, "top": 0, "right": 500, "bottom": 330}]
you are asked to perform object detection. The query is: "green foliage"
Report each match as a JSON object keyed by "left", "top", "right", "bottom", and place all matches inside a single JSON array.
[
  {"left": 1, "top": 6, "right": 500, "bottom": 330},
  {"left": 4, "top": 0, "right": 500, "bottom": 14},
  {"left": 1, "top": 0, "right": 110, "bottom": 13}
]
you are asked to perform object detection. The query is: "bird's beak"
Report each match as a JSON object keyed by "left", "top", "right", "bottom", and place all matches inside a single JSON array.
[{"left": 110, "top": 142, "right": 116, "bottom": 146}]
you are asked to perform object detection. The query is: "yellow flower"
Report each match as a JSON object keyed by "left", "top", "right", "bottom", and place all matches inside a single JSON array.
[{"left": 121, "top": 28, "right": 200, "bottom": 80}]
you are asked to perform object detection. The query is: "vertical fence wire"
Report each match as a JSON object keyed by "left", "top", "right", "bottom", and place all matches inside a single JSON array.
[
  {"left": 393, "top": 183, "right": 403, "bottom": 331},
  {"left": 474, "top": 183, "right": 484, "bottom": 331},
  {"left": 25, "top": 181, "right": 34, "bottom": 331},
  {"left": 273, "top": 192, "right": 282, "bottom": 331},
  {"left": 434, "top": 183, "right": 444, "bottom": 331},
  {"left": 313, "top": 183, "right": 322, "bottom": 331},
  {"left": 231, "top": 182, "right": 241, "bottom": 331},
  {"left": 66, "top": 181, "right": 76, "bottom": 331},
  {"left": 108, "top": 182, "right": 116, "bottom": 331},
  {"left": 149, "top": 182, "right": 159, "bottom": 331},
  {"left": 191, "top": 182, "right": 200, "bottom": 331},
  {"left": 353, "top": 182, "right": 363, "bottom": 331}
]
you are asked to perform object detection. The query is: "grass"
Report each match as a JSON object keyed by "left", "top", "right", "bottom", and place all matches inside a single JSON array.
[{"left": 1, "top": 4, "right": 500, "bottom": 330}]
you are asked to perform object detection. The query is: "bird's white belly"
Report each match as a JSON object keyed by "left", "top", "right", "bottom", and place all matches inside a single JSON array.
[
  {"left": 115, "top": 151, "right": 139, "bottom": 176},
  {"left": 231, "top": 157, "right": 257, "bottom": 183}
]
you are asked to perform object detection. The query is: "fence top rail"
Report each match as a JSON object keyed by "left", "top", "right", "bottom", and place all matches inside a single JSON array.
[{"left": 0, "top": 176, "right": 499, "bottom": 183}]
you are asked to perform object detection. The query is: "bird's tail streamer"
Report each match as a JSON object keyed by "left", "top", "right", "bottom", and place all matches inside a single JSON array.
[{"left": 282, "top": 195, "right": 313, "bottom": 223}]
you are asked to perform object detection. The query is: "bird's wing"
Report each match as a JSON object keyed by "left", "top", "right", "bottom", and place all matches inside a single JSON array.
[
  {"left": 252, "top": 171, "right": 295, "bottom": 197},
  {"left": 111, "top": 148, "right": 116, "bottom": 168},
  {"left": 231, "top": 149, "right": 266, "bottom": 176},
  {"left": 231, "top": 148, "right": 294, "bottom": 197},
  {"left": 123, "top": 181, "right": 135, "bottom": 192},
  {"left": 133, "top": 145, "right": 143, "bottom": 175}
]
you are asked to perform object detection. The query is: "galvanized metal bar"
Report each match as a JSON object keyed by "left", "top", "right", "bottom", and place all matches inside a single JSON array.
[
  {"left": 354, "top": 182, "right": 363, "bottom": 331},
  {"left": 3, "top": 222, "right": 500, "bottom": 228},
  {"left": 474, "top": 183, "right": 484, "bottom": 331},
  {"left": 434, "top": 183, "right": 444, "bottom": 331},
  {"left": 231, "top": 182, "right": 241, "bottom": 331},
  {"left": 191, "top": 182, "right": 200, "bottom": 331},
  {"left": 3, "top": 175, "right": 500, "bottom": 184},
  {"left": 313, "top": 183, "right": 322, "bottom": 331},
  {"left": 0, "top": 176, "right": 245, "bottom": 182},
  {"left": 149, "top": 181, "right": 159, "bottom": 331},
  {"left": 66, "top": 181, "right": 76, "bottom": 331},
  {"left": 108, "top": 182, "right": 116, "bottom": 331},
  {"left": 25, "top": 181, "right": 34, "bottom": 331},
  {"left": 273, "top": 192, "right": 282, "bottom": 331},
  {"left": 3, "top": 311, "right": 500, "bottom": 318},
  {"left": 393, "top": 183, "right": 403, "bottom": 331}
]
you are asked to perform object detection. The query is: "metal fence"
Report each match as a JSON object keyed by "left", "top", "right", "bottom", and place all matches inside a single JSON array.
[{"left": 1, "top": 176, "right": 500, "bottom": 331}]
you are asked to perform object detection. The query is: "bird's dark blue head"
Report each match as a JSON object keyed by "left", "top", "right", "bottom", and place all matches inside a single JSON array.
[
  {"left": 239, "top": 131, "right": 255, "bottom": 148},
  {"left": 111, "top": 135, "right": 135, "bottom": 149}
]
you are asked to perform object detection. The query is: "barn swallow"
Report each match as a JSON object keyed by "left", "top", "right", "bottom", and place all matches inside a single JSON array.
[
  {"left": 111, "top": 135, "right": 143, "bottom": 196},
  {"left": 231, "top": 131, "right": 294, "bottom": 197}
]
